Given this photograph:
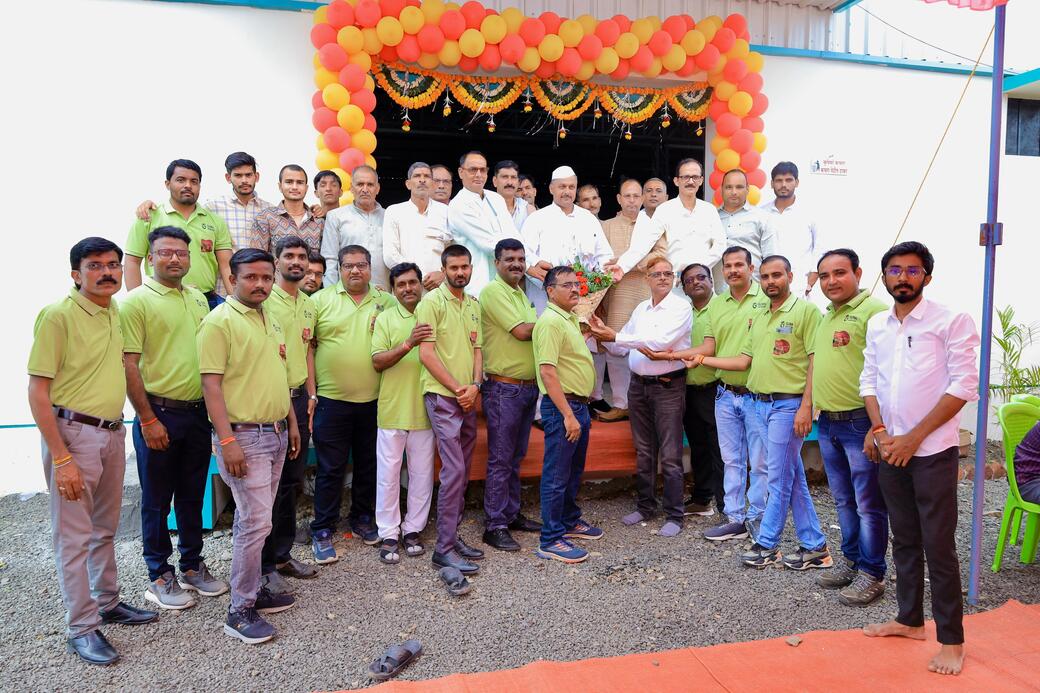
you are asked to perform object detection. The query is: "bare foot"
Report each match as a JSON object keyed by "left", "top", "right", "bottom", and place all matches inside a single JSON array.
[
  {"left": 928, "top": 644, "right": 964, "bottom": 675},
  {"left": 862, "top": 620, "right": 927, "bottom": 640}
]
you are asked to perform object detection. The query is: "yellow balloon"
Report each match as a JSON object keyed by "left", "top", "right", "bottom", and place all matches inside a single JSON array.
[
  {"left": 316, "top": 148, "right": 339, "bottom": 171},
  {"left": 647, "top": 15, "right": 662, "bottom": 31},
  {"left": 746, "top": 51, "right": 764, "bottom": 73},
  {"left": 314, "top": 67, "right": 338, "bottom": 89},
  {"left": 748, "top": 185, "right": 761, "bottom": 206},
  {"left": 615, "top": 32, "right": 639, "bottom": 59},
  {"left": 711, "top": 55, "right": 728, "bottom": 74},
  {"left": 338, "top": 26, "right": 364, "bottom": 54},
  {"left": 558, "top": 19, "right": 583, "bottom": 48},
  {"left": 481, "top": 15, "right": 507, "bottom": 44},
  {"left": 322, "top": 83, "right": 351, "bottom": 110},
  {"left": 418, "top": 52, "right": 440, "bottom": 69},
  {"left": 753, "top": 133, "right": 767, "bottom": 154},
  {"left": 376, "top": 17, "right": 404, "bottom": 47},
  {"left": 728, "top": 39, "right": 750, "bottom": 60},
  {"left": 663, "top": 44, "right": 686, "bottom": 72},
  {"left": 316, "top": 133, "right": 326, "bottom": 150},
  {"left": 695, "top": 19, "right": 717, "bottom": 42},
  {"left": 459, "top": 28, "right": 486, "bottom": 58},
  {"left": 353, "top": 129, "right": 377, "bottom": 155},
  {"left": 630, "top": 18, "right": 653, "bottom": 44},
  {"left": 729, "top": 91, "right": 753, "bottom": 117},
  {"left": 313, "top": 52, "right": 322, "bottom": 69},
  {"left": 716, "top": 148, "right": 740, "bottom": 172},
  {"left": 348, "top": 50, "right": 372, "bottom": 71},
  {"left": 439, "top": 40, "right": 462, "bottom": 67},
  {"left": 577, "top": 14, "right": 597, "bottom": 35},
  {"left": 364, "top": 154, "right": 377, "bottom": 169},
  {"left": 421, "top": 0, "right": 445, "bottom": 24},
  {"left": 313, "top": 5, "right": 328, "bottom": 24},
  {"left": 362, "top": 27, "right": 383, "bottom": 54},
  {"left": 714, "top": 80, "right": 737, "bottom": 101},
  {"left": 445, "top": 2, "right": 459, "bottom": 10},
  {"left": 332, "top": 168, "right": 351, "bottom": 188},
  {"left": 576, "top": 60, "right": 595, "bottom": 81},
  {"left": 400, "top": 6, "right": 424, "bottom": 34},
  {"left": 345, "top": 0, "right": 359, "bottom": 5},
  {"left": 518, "top": 46, "right": 541, "bottom": 73},
  {"left": 643, "top": 57, "right": 663, "bottom": 78},
  {"left": 681, "top": 29, "right": 706, "bottom": 56},
  {"left": 595, "top": 46, "right": 620, "bottom": 74},
  {"left": 538, "top": 34, "right": 565, "bottom": 62},
  {"left": 364, "top": 74, "right": 375, "bottom": 92},
  {"left": 710, "top": 136, "right": 730, "bottom": 156},
  {"left": 340, "top": 192, "right": 354, "bottom": 207},
  {"left": 705, "top": 15, "right": 724, "bottom": 31},
  {"left": 501, "top": 7, "right": 525, "bottom": 34},
  {"left": 337, "top": 104, "right": 366, "bottom": 133}
]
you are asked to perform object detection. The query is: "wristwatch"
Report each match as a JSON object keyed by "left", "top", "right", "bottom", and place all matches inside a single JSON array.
[{"left": 309, "top": 395, "right": 318, "bottom": 402}]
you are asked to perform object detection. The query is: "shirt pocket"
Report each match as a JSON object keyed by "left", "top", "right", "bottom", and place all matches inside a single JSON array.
[{"left": 908, "top": 334, "right": 941, "bottom": 372}]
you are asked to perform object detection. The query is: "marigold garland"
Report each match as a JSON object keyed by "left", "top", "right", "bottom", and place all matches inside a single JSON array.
[
  {"left": 529, "top": 80, "right": 595, "bottom": 121},
  {"left": 373, "top": 65, "right": 445, "bottom": 109},
  {"left": 599, "top": 91, "right": 663, "bottom": 124},
  {"left": 447, "top": 79, "right": 526, "bottom": 115},
  {"left": 667, "top": 87, "right": 712, "bottom": 121}
]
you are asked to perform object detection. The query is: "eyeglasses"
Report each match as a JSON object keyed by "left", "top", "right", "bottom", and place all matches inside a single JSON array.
[
  {"left": 676, "top": 175, "right": 703, "bottom": 183},
  {"left": 885, "top": 266, "right": 926, "bottom": 278},
  {"left": 153, "top": 249, "right": 189, "bottom": 259},
  {"left": 461, "top": 167, "right": 488, "bottom": 175},
  {"left": 83, "top": 262, "right": 122, "bottom": 272},
  {"left": 551, "top": 281, "right": 581, "bottom": 290},
  {"left": 682, "top": 276, "right": 707, "bottom": 286},
  {"left": 649, "top": 271, "right": 675, "bottom": 280},
  {"left": 342, "top": 262, "right": 370, "bottom": 271}
]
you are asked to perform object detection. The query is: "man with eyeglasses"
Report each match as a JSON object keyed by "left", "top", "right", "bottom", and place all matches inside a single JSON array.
[
  {"left": 607, "top": 159, "right": 725, "bottom": 291},
  {"left": 430, "top": 164, "right": 454, "bottom": 205},
  {"left": 860, "top": 241, "right": 978, "bottom": 677},
  {"left": 716, "top": 169, "right": 775, "bottom": 292},
  {"left": 383, "top": 162, "right": 451, "bottom": 292},
  {"left": 302, "top": 253, "right": 325, "bottom": 295},
  {"left": 447, "top": 151, "right": 518, "bottom": 294},
  {"left": 322, "top": 166, "right": 388, "bottom": 290},
  {"left": 309, "top": 245, "right": 397, "bottom": 562},
  {"left": 122, "top": 226, "right": 227, "bottom": 611},
  {"left": 589, "top": 255, "right": 692, "bottom": 537},
  {"left": 29, "top": 237, "right": 159, "bottom": 665},
  {"left": 492, "top": 160, "right": 535, "bottom": 231}
]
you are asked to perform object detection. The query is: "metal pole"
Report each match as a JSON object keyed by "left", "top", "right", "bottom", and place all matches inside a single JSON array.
[{"left": 967, "top": 2, "right": 1006, "bottom": 607}]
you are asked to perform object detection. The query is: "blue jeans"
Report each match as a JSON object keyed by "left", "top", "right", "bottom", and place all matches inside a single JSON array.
[
  {"left": 204, "top": 291, "right": 224, "bottom": 311},
  {"left": 715, "top": 387, "right": 767, "bottom": 524},
  {"left": 539, "top": 398, "right": 591, "bottom": 546},
  {"left": 756, "top": 398, "right": 826, "bottom": 551},
  {"left": 818, "top": 414, "right": 888, "bottom": 578},
  {"left": 482, "top": 379, "right": 538, "bottom": 530}
]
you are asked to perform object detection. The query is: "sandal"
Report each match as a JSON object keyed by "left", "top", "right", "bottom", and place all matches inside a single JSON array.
[
  {"left": 379, "top": 538, "right": 400, "bottom": 565},
  {"left": 368, "top": 639, "right": 422, "bottom": 681},
  {"left": 439, "top": 566, "right": 471, "bottom": 596},
  {"left": 403, "top": 532, "right": 424, "bottom": 557}
]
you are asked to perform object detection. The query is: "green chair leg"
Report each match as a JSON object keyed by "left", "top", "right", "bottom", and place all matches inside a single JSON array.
[
  {"left": 992, "top": 502, "right": 1015, "bottom": 572},
  {"left": 1021, "top": 512, "right": 1040, "bottom": 564},
  {"left": 1012, "top": 506, "right": 1023, "bottom": 546}
]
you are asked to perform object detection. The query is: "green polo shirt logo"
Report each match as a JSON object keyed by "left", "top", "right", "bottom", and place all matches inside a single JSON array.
[{"left": 810, "top": 290, "right": 888, "bottom": 412}]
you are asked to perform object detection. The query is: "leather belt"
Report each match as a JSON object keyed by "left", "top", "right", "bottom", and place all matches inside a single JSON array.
[
  {"left": 289, "top": 387, "right": 306, "bottom": 398},
  {"left": 147, "top": 395, "right": 205, "bottom": 410},
  {"left": 54, "top": 407, "right": 123, "bottom": 431},
  {"left": 721, "top": 383, "right": 751, "bottom": 396},
  {"left": 755, "top": 392, "right": 803, "bottom": 402},
  {"left": 486, "top": 374, "right": 537, "bottom": 386},
  {"left": 820, "top": 407, "right": 869, "bottom": 421},
  {"left": 230, "top": 419, "right": 287, "bottom": 433},
  {"left": 564, "top": 394, "right": 590, "bottom": 404},
  {"left": 688, "top": 379, "right": 720, "bottom": 391},
  {"left": 633, "top": 368, "right": 686, "bottom": 384}
]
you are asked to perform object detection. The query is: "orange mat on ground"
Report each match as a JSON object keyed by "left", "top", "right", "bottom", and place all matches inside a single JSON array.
[{"left": 369, "top": 600, "right": 1040, "bottom": 693}]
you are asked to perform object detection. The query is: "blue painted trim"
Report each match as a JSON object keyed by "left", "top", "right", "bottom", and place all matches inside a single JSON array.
[
  {"left": 831, "top": 0, "right": 864, "bottom": 12},
  {"left": 752, "top": 44, "right": 999, "bottom": 78},
  {"left": 153, "top": 0, "right": 322, "bottom": 11},
  {"left": 1005, "top": 67, "right": 1040, "bottom": 92}
]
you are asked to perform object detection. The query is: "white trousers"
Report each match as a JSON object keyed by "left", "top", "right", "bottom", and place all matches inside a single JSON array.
[
  {"left": 375, "top": 428, "right": 436, "bottom": 540},
  {"left": 592, "top": 352, "right": 631, "bottom": 409}
]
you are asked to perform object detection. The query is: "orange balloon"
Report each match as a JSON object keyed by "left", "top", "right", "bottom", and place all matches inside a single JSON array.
[
  {"left": 716, "top": 148, "right": 740, "bottom": 172},
  {"left": 729, "top": 91, "right": 753, "bottom": 117},
  {"left": 352, "top": 129, "right": 377, "bottom": 155}
]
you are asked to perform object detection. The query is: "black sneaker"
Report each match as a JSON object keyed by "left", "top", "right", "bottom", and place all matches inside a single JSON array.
[
  {"left": 740, "top": 543, "right": 782, "bottom": 568},
  {"left": 254, "top": 585, "right": 295, "bottom": 614},
  {"left": 589, "top": 399, "right": 611, "bottom": 414},
  {"left": 349, "top": 516, "right": 380, "bottom": 545},
  {"left": 224, "top": 607, "right": 275, "bottom": 645}
]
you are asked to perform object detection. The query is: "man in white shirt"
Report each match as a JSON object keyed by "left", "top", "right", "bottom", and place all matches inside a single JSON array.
[
  {"left": 321, "top": 166, "right": 387, "bottom": 289},
  {"left": 430, "top": 164, "right": 453, "bottom": 205},
  {"left": 588, "top": 254, "right": 692, "bottom": 537},
  {"left": 447, "top": 151, "right": 519, "bottom": 295},
  {"left": 716, "top": 170, "right": 775, "bottom": 291},
  {"left": 523, "top": 165, "right": 614, "bottom": 315},
  {"left": 642, "top": 178, "right": 668, "bottom": 218},
  {"left": 383, "top": 162, "right": 451, "bottom": 292},
  {"left": 860, "top": 241, "right": 979, "bottom": 677},
  {"left": 760, "top": 162, "right": 821, "bottom": 299},
  {"left": 608, "top": 159, "right": 725, "bottom": 289},
  {"left": 492, "top": 160, "right": 534, "bottom": 231}
]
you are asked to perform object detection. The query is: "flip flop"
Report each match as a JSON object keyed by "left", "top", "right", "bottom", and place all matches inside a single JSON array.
[
  {"left": 379, "top": 539, "right": 400, "bottom": 565},
  {"left": 403, "top": 532, "right": 425, "bottom": 557},
  {"left": 439, "top": 566, "right": 471, "bottom": 596},
  {"left": 368, "top": 639, "right": 422, "bottom": 681}
]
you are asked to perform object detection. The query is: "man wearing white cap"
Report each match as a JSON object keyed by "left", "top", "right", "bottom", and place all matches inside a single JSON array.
[{"left": 522, "top": 166, "right": 614, "bottom": 315}]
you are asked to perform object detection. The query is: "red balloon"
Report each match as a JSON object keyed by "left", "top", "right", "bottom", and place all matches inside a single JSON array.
[
  {"left": 364, "top": 114, "right": 377, "bottom": 132},
  {"left": 406, "top": 0, "right": 420, "bottom": 6},
  {"left": 715, "top": 111, "right": 740, "bottom": 136},
  {"left": 742, "top": 116, "right": 765, "bottom": 133},
  {"left": 460, "top": 1, "right": 485, "bottom": 29},
  {"left": 312, "top": 90, "right": 325, "bottom": 110},
  {"left": 339, "top": 64, "right": 367, "bottom": 92},
  {"left": 339, "top": 148, "right": 365, "bottom": 172},
  {"left": 439, "top": 10, "right": 466, "bottom": 40},
  {"left": 479, "top": 44, "right": 502, "bottom": 72},
  {"left": 352, "top": 89, "right": 377, "bottom": 114},
  {"left": 354, "top": 0, "right": 382, "bottom": 28},
  {"left": 662, "top": 16, "right": 686, "bottom": 42},
  {"left": 310, "top": 23, "right": 337, "bottom": 50},
  {"left": 648, "top": 30, "right": 673, "bottom": 57},
  {"left": 611, "top": 14, "right": 632, "bottom": 33},
  {"left": 738, "top": 72, "right": 763, "bottom": 95},
  {"left": 397, "top": 35, "right": 420, "bottom": 63},
  {"left": 676, "top": 56, "right": 697, "bottom": 77},
  {"left": 630, "top": 45, "right": 653, "bottom": 72},
  {"left": 485, "top": 8, "right": 497, "bottom": 16},
  {"left": 610, "top": 59, "right": 630, "bottom": 81},
  {"left": 326, "top": 0, "right": 355, "bottom": 29},
  {"left": 499, "top": 34, "right": 525, "bottom": 63},
  {"left": 535, "top": 59, "right": 556, "bottom": 79},
  {"left": 313, "top": 107, "right": 338, "bottom": 132},
  {"left": 740, "top": 150, "right": 761, "bottom": 171},
  {"left": 380, "top": 0, "right": 406, "bottom": 17},
  {"left": 323, "top": 126, "right": 351, "bottom": 153},
  {"left": 577, "top": 34, "right": 603, "bottom": 61},
  {"left": 723, "top": 14, "right": 749, "bottom": 38},
  {"left": 459, "top": 56, "right": 479, "bottom": 73},
  {"left": 319, "top": 44, "right": 349, "bottom": 71},
  {"left": 708, "top": 99, "right": 729, "bottom": 121},
  {"left": 417, "top": 25, "right": 446, "bottom": 53},
  {"left": 682, "top": 14, "right": 696, "bottom": 30},
  {"left": 729, "top": 128, "right": 754, "bottom": 153},
  {"left": 749, "top": 93, "right": 769, "bottom": 117},
  {"left": 539, "top": 12, "right": 561, "bottom": 35},
  {"left": 713, "top": 189, "right": 723, "bottom": 206},
  {"left": 694, "top": 44, "right": 720, "bottom": 71},
  {"left": 723, "top": 59, "right": 748, "bottom": 84},
  {"left": 379, "top": 44, "right": 398, "bottom": 62},
  {"left": 747, "top": 168, "right": 766, "bottom": 188},
  {"left": 519, "top": 18, "right": 546, "bottom": 47},
  {"left": 708, "top": 169, "right": 723, "bottom": 191},
  {"left": 712, "top": 27, "right": 736, "bottom": 53},
  {"left": 594, "top": 19, "right": 621, "bottom": 46},
  {"left": 557, "top": 47, "right": 582, "bottom": 77}
]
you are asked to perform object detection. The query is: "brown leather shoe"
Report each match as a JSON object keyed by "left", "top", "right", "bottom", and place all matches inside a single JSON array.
[{"left": 597, "top": 407, "right": 629, "bottom": 422}]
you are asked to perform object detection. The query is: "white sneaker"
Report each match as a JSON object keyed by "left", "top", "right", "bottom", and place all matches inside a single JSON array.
[{"left": 145, "top": 572, "right": 196, "bottom": 610}]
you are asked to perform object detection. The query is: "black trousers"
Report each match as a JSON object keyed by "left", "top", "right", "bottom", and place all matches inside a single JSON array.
[
  {"left": 879, "top": 445, "right": 963, "bottom": 645},
  {"left": 261, "top": 393, "right": 311, "bottom": 573},
  {"left": 310, "top": 397, "right": 378, "bottom": 534},
  {"left": 628, "top": 373, "right": 687, "bottom": 523},
  {"left": 683, "top": 383, "right": 725, "bottom": 511}
]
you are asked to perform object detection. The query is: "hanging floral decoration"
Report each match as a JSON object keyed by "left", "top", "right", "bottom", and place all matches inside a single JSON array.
[
  {"left": 447, "top": 78, "right": 526, "bottom": 115},
  {"left": 529, "top": 80, "right": 596, "bottom": 121},
  {"left": 667, "top": 86, "right": 712, "bottom": 122},
  {"left": 599, "top": 91, "right": 663, "bottom": 124},
  {"left": 372, "top": 65, "right": 445, "bottom": 109}
]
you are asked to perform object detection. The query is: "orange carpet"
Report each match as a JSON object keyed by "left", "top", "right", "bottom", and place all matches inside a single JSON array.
[{"left": 369, "top": 600, "right": 1040, "bottom": 692}]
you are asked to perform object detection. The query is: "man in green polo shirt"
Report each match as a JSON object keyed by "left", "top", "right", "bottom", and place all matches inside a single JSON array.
[
  {"left": 479, "top": 238, "right": 543, "bottom": 553},
  {"left": 198, "top": 248, "right": 301, "bottom": 644},
  {"left": 692, "top": 254, "right": 831, "bottom": 572},
  {"left": 533, "top": 266, "right": 603, "bottom": 564},
  {"left": 417, "top": 245, "right": 484, "bottom": 574},
  {"left": 259, "top": 236, "right": 320, "bottom": 593},
  {"left": 28, "top": 237, "right": 158, "bottom": 666},
  {"left": 125, "top": 159, "right": 233, "bottom": 309},
  {"left": 309, "top": 244, "right": 397, "bottom": 563},
  {"left": 810, "top": 249, "right": 889, "bottom": 605},
  {"left": 371, "top": 262, "right": 436, "bottom": 564},
  {"left": 122, "top": 226, "right": 227, "bottom": 612}
]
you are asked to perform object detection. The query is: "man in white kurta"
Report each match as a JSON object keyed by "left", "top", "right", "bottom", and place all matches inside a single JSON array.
[
  {"left": 322, "top": 165, "right": 387, "bottom": 289},
  {"left": 447, "top": 151, "right": 518, "bottom": 295},
  {"left": 383, "top": 161, "right": 451, "bottom": 291}
]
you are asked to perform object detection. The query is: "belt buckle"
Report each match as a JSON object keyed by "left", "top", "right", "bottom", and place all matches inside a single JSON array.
[{"left": 273, "top": 420, "right": 283, "bottom": 434}]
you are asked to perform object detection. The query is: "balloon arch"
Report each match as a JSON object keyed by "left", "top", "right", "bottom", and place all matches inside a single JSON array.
[{"left": 309, "top": 0, "right": 769, "bottom": 207}]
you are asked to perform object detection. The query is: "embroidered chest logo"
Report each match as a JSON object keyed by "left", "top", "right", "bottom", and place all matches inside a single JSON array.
[
  {"left": 843, "top": 315, "right": 860, "bottom": 323},
  {"left": 832, "top": 330, "right": 851, "bottom": 348},
  {"left": 279, "top": 343, "right": 286, "bottom": 359},
  {"left": 773, "top": 339, "right": 791, "bottom": 355},
  {"left": 302, "top": 327, "right": 312, "bottom": 342},
  {"left": 200, "top": 239, "right": 213, "bottom": 253},
  {"left": 776, "top": 321, "right": 794, "bottom": 335}
]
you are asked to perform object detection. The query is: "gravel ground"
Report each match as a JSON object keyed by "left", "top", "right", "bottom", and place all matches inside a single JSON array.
[{"left": 1, "top": 469, "right": 1039, "bottom": 692}]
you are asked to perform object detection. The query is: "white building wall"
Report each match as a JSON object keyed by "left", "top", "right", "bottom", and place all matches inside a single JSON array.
[{"left": 0, "top": 0, "right": 1035, "bottom": 494}]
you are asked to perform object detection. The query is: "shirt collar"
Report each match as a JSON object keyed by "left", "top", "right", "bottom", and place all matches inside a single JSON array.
[
  {"left": 546, "top": 301, "right": 577, "bottom": 324},
  {"left": 407, "top": 198, "right": 430, "bottom": 215},
  {"left": 143, "top": 276, "right": 175, "bottom": 296},
  {"left": 492, "top": 274, "right": 524, "bottom": 295},
  {"left": 337, "top": 282, "right": 376, "bottom": 302},
  {"left": 719, "top": 202, "right": 754, "bottom": 217},
  {"left": 724, "top": 281, "right": 761, "bottom": 303},
  {"left": 350, "top": 202, "right": 383, "bottom": 217},
  {"left": 891, "top": 298, "right": 932, "bottom": 322},
  {"left": 271, "top": 283, "right": 299, "bottom": 303},
  {"left": 161, "top": 201, "right": 207, "bottom": 220},
  {"left": 68, "top": 288, "right": 107, "bottom": 316},
  {"left": 772, "top": 292, "right": 799, "bottom": 314},
  {"left": 394, "top": 301, "right": 416, "bottom": 319},
  {"left": 828, "top": 289, "right": 871, "bottom": 314},
  {"left": 437, "top": 282, "right": 467, "bottom": 304},
  {"left": 275, "top": 202, "right": 313, "bottom": 222}
]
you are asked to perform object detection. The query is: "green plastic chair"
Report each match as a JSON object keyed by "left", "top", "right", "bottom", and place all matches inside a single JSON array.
[
  {"left": 1011, "top": 393, "right": 1040, "bottom": 408},
  {"left": 992, "top": 401, "right": 1040, "bottom": 571}
]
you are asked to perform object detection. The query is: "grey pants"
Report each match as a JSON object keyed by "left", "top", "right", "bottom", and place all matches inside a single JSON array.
[
  {"left": 628, "top": 373, "right": 687, "bottom": 523},
  {"left": 214, "top": 428, "right": 287, "bottom": 611},
  {"left": 43, "top": 419, "right": 126, "bottom": 637}
]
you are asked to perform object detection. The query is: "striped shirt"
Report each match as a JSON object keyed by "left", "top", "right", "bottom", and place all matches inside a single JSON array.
[{"left": 250, "top": 202, "right": 324, "bottom": 254}]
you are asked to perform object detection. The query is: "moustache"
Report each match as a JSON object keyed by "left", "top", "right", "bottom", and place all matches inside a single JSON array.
[
  {"left": 894, "top": 284, "right": 913, "bottom": 291},
  {"left": 98, "top": 278, "right": 118, "bottom": 285}
]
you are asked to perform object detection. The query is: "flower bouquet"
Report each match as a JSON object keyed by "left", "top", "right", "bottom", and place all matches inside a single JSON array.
[{"left": 570, "top": 259, "right": 614, "bottom": 323}]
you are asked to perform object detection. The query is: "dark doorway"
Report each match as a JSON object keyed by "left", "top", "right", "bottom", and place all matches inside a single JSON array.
[{"left": 370, "top": 90, "right": 706, "bottom": 218}]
